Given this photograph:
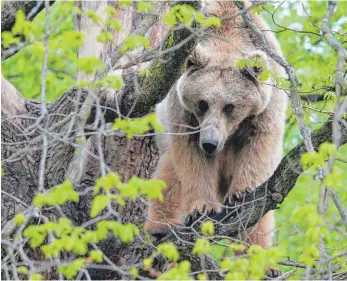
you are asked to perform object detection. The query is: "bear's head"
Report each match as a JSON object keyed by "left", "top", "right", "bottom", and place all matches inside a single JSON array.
[{"left": 176, "top": 47, "right": 273, "bottom": 156}]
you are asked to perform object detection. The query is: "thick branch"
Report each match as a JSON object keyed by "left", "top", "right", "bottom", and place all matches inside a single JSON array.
[{"left": 119, "top": 1, "right": 201, "bottom": 118}]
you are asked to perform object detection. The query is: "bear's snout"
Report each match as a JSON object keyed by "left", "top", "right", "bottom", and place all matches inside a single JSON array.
[{"left": 201, "top": 139, "right": 218, "bottom": 155}]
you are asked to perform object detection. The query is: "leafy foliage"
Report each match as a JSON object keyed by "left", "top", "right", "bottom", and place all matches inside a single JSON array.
[
  {"left": 2, "top": 2, "right": 79, "bottom": 101},
  {"left": 163, "top": 4, "right": 221, "bottom": 28},
  {"left": 257, "top": 2, "right": 347, "bottom": 278},
  {"left": 112, "top": 113, "right": 164, "bottom": 138}
]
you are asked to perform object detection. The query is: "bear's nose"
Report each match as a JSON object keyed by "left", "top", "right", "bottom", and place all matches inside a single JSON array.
[{"left": 202, "top": 140, "right": 218, "bottom": 154}]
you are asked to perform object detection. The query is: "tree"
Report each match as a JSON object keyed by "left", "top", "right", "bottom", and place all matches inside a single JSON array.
[{"left": 1, "top": 1, "right": 346, "bottom": 280}]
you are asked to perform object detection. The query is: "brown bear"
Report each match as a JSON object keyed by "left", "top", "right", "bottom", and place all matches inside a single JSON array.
[{"left": 144, "top": 1, "right": 288, "bottom": 249}]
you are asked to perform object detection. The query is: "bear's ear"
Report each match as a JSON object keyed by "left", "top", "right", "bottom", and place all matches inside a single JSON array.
[
  {"left": 241, "top": 51, "right": 270, "bottom": 82},
  {"left": 186, "top": 50, "right": 208, "bottom": 74}
]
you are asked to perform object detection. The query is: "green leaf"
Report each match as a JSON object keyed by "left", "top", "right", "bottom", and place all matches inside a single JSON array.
[
  {"left": 78, "top": 57, "right": 105, "bottom": 75},
  {"left": 59, "top": 258, "right": 86, "bottom": 279},
  {"left": 33, "top": 180, "right": 79, "bottom": 207},
  {"left": 17, "top": 266, "right": 28, "bottom": 275},
  {"left": 158, "top": 261, "right": 192, "bottom": 280},
  {"left": 158, "top": 242, "right": 180, "bottom": 262},
  {"left": 72, "top": 6, "right": 82, "bottom": 16},
  {"left": 86, "top": 10, "right": 101, "bottom": 23},
  {"left": 323, "top": 91, "right": 336, "bottom": 102},
  {"left": 229, "top": 243, "right": 246, "bottom": 253},
  {"left": 12, "top": 10, "right": 32, "bottom": 39},
  {"left": 112, "top": 113, "right": 164, "bottom": 139},
  {"left": 104, "top": 6, "right": 117, "bottom": 16},
  {"left": 258, "top": 69, "right": 271, "bottom": 82},
  {"left": 139, "top": 178, "right": 167, "bottom": 200},
  {"left": 23, "top": 226, "right": 47, "bottom": 248},
  {"left": 72, "top": 242, "right": 88, "bottom": 256},
  {"left": 130, "top": 267, "right": 139, "bottom": 278},
  {"left": 163, "top": 13, "right": 177, "bottom": 27},
  {"left": 319, "top": 142, "right": 337, "bottom": 157},
  {"left": 29, "top": 273, "right": 43, "bottom": 281},
  {"left": 136, "top": 2, "right": 153, "bottom": 13},
  {"left": 63, "top": 31, "right": 84, "bottom": 48},
  {"left": 13, "top": 213, "right": 26, "bottom": 225},
  {"left": 76, "top": 79, "right": 89, "bottom": 88},
  {"left": 97, "top": 31, "right": 113, "bottom": 43},
  {"left": 143, "top": 258, "right": 153, "bottom": 270},
  {"left": 199, "top": 16, "right": 221, "bottom": 28},
  {"left": 252, "top": 5, "right": 263, "bottom": 14},
  {"left": 236, "top": 58, "right": 247, "bottom": 69},
  {"left": 90, "top": 194, "right": 110, "bottom": 218},
  {"left": 1, "top": 31, "right": 21, "bottom": 48},
  {"left": 97, "top": 75, "right": 124, "bottom": 90},
  {"left": 118, "top": 0, "right": 133, "bottom": 8},
  {"left": 192, "top": 238, "right": 210, "bottom": 256},
  {"left": 117, "top": 179, "right": 140, "bottom": 200},
  {"left": 324, "top": 166, "right": 343, "bottom": 189},
  {"left": 90, "top": 250, "right": 103, "bottom": 263},
  {"left": 120, "top": 35, "right": 150, "bottom": 54},
  {"left": 163, "top": 5, "right": 196, "bottom": 27},
  {"left": 106, "top": 19, "right": 122, "bottom": 32},
  {"left": 112, "top": 223, "right": 139, "bottom": 243},
  {"left": 197, "top": 273, "right": 208, "bottom": 280},
  {"left": 225, "top": 272, "right": 246, "bottom": 280},
  {"left": 201, "top": 221, "right": 214, "bottom": 236}
]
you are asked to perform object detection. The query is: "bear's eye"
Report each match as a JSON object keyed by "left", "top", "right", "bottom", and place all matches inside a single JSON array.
[
  {"left": 223, "top": 104, "right": 234, "bottom": 116},
  {"left": 186, "top": 58, "right": 200, "bottom": 75},
  {"left": 197, "top": 100, "right": 209, "bottom": 114},
  {"left": 187, "top": 58, "right": 195, "bottom": 69}
]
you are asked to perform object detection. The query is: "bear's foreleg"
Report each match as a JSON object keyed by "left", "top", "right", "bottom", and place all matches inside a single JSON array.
[
  {"left": 226, "top": 128, "right": 282, "bottom": 248},
  {"left": 145, "top": 146, "right": 220, "bottom": 236}
]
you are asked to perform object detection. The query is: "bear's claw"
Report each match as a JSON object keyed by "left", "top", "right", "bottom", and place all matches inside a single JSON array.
[
  {"left": 185, "top": 187, "right": 257, "bottom": 226},
  {"left": 146, "top": 227, "right": 173, "bottom": 243},
  {"left": 265, "top": 267, "right": 282, "bottom": 278},
  {"left": 234, "top": 190, "right": 243, "bottom": 200},
  {"left": 223, "top": 187, "right": 255, "bottom": 207},
  {"left": 185, "top": 208, "right": 202, "bottom": 226},
  {"left": 185, "top": 205, "right": 219, "bottom": 226},
  {"left": 208, "top": 208, "right": 217, "bottom": 217},
  {"left": 223, "top": 195, "right": 234, "bottom": 206}
]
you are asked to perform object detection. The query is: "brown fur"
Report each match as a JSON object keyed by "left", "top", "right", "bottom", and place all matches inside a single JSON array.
[
  {"left": 1, "top": 75, "right": 27, "bottom": 116},
  {"left": 144, "top": 1, "right": 287, "bottom": 249}
]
